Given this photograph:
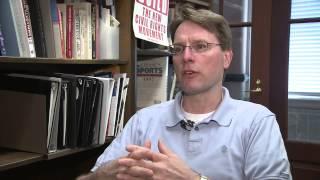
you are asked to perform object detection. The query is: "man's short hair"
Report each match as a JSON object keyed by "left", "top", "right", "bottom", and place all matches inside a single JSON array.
[{"left": 170, "top": 4, "right": 232, "bottom": 51}]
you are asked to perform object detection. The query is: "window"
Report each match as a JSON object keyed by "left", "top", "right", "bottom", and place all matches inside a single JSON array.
[
  {"left": 288, "top": 0, "right": 320, "bottom": 94},
  {"left": 213, "top": 0, "right": 252, "bottom": 100},
  {"left": 288, "top": 0, "right": 320, "bottom": 143}
]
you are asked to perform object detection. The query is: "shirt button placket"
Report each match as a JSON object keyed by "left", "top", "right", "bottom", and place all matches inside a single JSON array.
[{"left": 188, "top": 126, "right": 202, "bottom": 153}]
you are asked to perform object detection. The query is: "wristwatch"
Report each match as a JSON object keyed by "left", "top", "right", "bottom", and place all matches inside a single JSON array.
[{"left": 199, "top": 175, "right": 209, "bottom": 180}]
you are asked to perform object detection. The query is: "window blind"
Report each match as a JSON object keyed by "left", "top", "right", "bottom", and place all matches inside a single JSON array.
[
  {"left": 289, "top": 0, "right": 320, "bottom": 93},
  {"left": 291, "top": 0, "right": 320, "bottom": 19}
]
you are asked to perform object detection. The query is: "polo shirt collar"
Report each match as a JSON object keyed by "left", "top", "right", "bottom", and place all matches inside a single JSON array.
[{"left": 165, "top": 87, "right": 236, "bottom": 127}]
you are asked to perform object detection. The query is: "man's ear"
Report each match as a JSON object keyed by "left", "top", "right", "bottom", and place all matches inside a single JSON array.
[{"left": 223, "top": 49, "right": 233, "bottom": 69}]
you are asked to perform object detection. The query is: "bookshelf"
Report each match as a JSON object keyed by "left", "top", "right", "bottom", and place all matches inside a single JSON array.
[
  {"left": 0, "top": 57, "right": 128, "bottom": 64},
  {"left": 0, "top": 0, "right": 210, "bottom": 178},
  {"left": 0, "top": 0, "right": 135, "bottom": 179}
]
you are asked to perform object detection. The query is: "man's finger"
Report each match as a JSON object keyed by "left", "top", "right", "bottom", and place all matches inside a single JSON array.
[
  {"left": 144, "top": 139, "right": 152, "bottom": 149},
  {"left": 118, "top": 158, "right": 152, "bottom": 168},
  {"left": 158, "top": 139, "right": 174, "bottom": 156},
  {"left": 127, "top": 165, "right": 154, "bottom": 177},
  {"left": 129, "top": 149, "right": 154, "bottom": 160},
  {"left": 126, "top": 144, "right": 150, "bottom": 152},
  {"left": 117, "top": 172, "right": 152, "bottom": 180},
  {"left": 116, "top": 162, "right": 154, "bottom": 178}
]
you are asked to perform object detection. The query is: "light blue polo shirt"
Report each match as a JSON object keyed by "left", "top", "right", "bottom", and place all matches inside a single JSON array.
[{"left": 92, "top": 88, "right": 291, "bottom": 179}]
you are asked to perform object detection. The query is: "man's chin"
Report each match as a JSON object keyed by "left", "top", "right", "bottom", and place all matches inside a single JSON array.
[
  {"left": 181, "top": 85, "right": 218, "bottom": 96},
  {"left": 181, "top": 89, "right": 201, "bottom": 96}
]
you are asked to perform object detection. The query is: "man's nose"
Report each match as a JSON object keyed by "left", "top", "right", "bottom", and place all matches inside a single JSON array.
[{"left": 182, "top": 46, "right": 194, "bottom": 62}]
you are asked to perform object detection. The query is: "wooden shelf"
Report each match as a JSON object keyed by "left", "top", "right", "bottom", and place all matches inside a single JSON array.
[
  {"left": 0, "top": 0, "right": 134, "bottom": 178},
  {"left": 0, "top": 56, "right": 128, "bottom": 65},
  {"left": 185, "top": 0, "right": 210, "bottom": 7},
  {"left": 0, "top": 149, "right": 43, "bottom": 171},
  {"left": 0, "top": 57, "right": 126, "bottom": 74},
  {"left": 46, "top": 144, "right": 107, "bottom": 160},
  {"left": 0, "top": 140, "right": 112, "bottom": 172},
  {"left": 137, "top": 49, "right": 171, "bottom": 57},
  {"left": 171, "top": 0, "right": 210, "bottom": 8}
]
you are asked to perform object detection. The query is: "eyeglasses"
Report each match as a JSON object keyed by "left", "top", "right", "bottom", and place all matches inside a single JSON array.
[{"left": 170, "top": 42, "right": 222, "bottom": 55}]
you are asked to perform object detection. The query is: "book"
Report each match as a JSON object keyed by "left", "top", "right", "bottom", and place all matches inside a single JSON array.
[
  {"left": 66, "top": 4, "right": 74, "bottom": 58},
  {"left": 71, "top": 2, "right": 92, "bottom": 59},
  {"left": 57, "top": 4, "right": 67, "bottom": 57},
  {"left": 136, "top": 57, "right": 169, "bottom": 109},
  {"left": 10, "top": 0, "right": 36, "bottom": 57},
  {"left": 51, "top": 0, "right": 64, "bottom": 58},
  {"left": 38, "top": 0, "right": 57, "bottom": 57},
  {"left": 0, "top": 24, "right": 6, "bottom": 56},
  {"left": 0, "top": 0, "right": 33, "bottom": 57},
  {"left": 99, "top": 7, "right": 119, "bottom": 59},
  {"left": 22, "top": 0, "right": 37, "bottom": 57},
  {"left": 27, "top": 0, "right": 48, "bottom": 57},
  {"left": 91, "top": 2, "right": 99, "bottom": 59}
]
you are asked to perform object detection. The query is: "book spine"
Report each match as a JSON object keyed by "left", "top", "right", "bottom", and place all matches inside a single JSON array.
[
  {"left": 57, "top": 4, "right": 67, "bottom": 59},
  {"left": 95, "top": 3, "right": 100, "bottom": 59},
  {"left": 38, "top": 0, "right": 56, "bottom": 57},
  {"left": 73, "top": 7, "right": 81, "bottom": 59},
  {"left": 91, "top": 4, "right": 96, "bottom": 59},
  {"left": 27, "top": 0, "right": 47, "bottom": 57},
  {"left": 66, "top": 4, "right": 73, "bottom": 58},
  {"left": 9, "top": 0, "right": 31, "bottom": 57},
  {"left": 51, "top": 0, "right": 63, "bottom": 58},
  {"left": 77, "top": 3, "right": 92, "bottom": 60},
  {"left": 22, "top": 0, "right": 36, "bottom": 57},
  {"left": 57, "top": 7, "right": 66, "bottom": 58},
  {"left": 86, "top": 4, "right": 92, "bottom": 60},
  {"left": 0, "top": 24, "right": 7, "bottom": 56},
  {"left": 79, "top": 8, "right": 87, "bottom": 59}
]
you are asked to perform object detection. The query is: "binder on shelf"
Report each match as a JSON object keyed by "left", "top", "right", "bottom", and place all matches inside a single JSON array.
[
  {"left": 78, "top": 77, "right": 95, "bottom": 146},
  {"left": 0, "top": 75, "right": 54, "bottom": 154},
  {"left": 115, "top": 77, "right": 129, "bottom": 136},
  {"left": 57, "top": 80, "right": 71, "bottom": 149},
  {"left": 55, "top": 73, "right": 84, "bottom": 148},
  {"left": 94, "top": 77, "right": 114, "bottom": 144},
  {"left": 7, "top": 73, "right": 63, "bottom": 153},
  {"left": 56, "top": 73, "right": 102, "bottom": 147},
  {"left": 113, "top": 73, "right": 126, "bottom": 136},
  {"left": 107, "top": 74, "right": 120, "bottom": 137},
  {"left": 90, "top": 79, "right": 104, "bottom": 145},
  {"left": 86, "top": 78, "right": 103, "bottom": 146}
]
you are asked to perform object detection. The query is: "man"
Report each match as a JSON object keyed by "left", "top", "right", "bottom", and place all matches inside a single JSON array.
[{"left": 78, "top": 4, "right": 291, "bottom": 180}]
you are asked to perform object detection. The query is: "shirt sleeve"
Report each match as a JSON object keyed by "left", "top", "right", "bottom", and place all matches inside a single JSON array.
[
  {"left": 244, "top": 112, "right": 292, "bottom": 179},
  {"left": 91, "top": 113, "right": 142, "bottom": 171}
]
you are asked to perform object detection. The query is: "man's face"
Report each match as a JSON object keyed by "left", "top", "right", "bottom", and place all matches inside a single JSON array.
[{"left": 173, "top": 20, "right": 233, "bottom": 96}]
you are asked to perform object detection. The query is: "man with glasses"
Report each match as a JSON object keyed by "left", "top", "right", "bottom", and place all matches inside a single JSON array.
[{"left": 78, "top": 4, "right": 291, "bottom": 180}]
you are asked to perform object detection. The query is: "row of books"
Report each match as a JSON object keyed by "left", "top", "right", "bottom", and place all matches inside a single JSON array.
[
  {"left": 0, "top": 0, "right": 119, "bottom": 59},
  {"left": 0, "top": 72, "right": 129, "bottom": 154}
]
